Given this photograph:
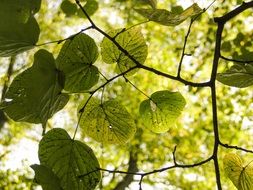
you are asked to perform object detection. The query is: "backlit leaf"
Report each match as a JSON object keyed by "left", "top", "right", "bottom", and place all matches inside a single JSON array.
[
  {"left": 223, "top": 153, "right": 253, "bottom": 190},
  {"left": 56, "top": 33, "right": 99, "bottom": 92},
  {"left": 61, "top": 0, "right": 78, "bottom": 16},
  {"left": 31, "top": 164, "right": 62, "bottom": 190},
  {"left": 101, "top": 28, "right": 148, "bottom": 75},
  {"left": 135, "top": 3, "right": 203, "bottom": 26},
  {"left": 217, "top": 64, "right": 253, "bottom": 88},
  {"left": 0, "top": 50, "right": 69, "bottom": 124},
  {"left": 139, "top": 90, "right": 186, "bottom": 133},
  {"left": 0, "top": 0, "right": 41, "bottom": 57},
  {"left": 39, "top": 128, "right": 101, "bottom": 190},
  {"left": 79, "top": 98, "right": 136, "bottom": 144},
  {"left": 77, "top": 0, "right": 99, "bottom": 17}
]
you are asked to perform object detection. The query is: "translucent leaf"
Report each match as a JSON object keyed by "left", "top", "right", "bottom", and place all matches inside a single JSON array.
[
  {"left": 0, "top": 0, "right": 41, "bottom": 57},
  {"left": 0, "top": 50, "right": 69, "bottom": 124},
  {"left": 217, "top": 64, "right": 253, "bottom": 88},
  {"left": 79, "top": 98, "right": 136, "bottom": 144},
  {"left": 139, "top": 90, "right": 186, "bottom": 133},
  {"left": 31, "top": 164, "right": 62, "bottom": 190},
  {"left": 223, "top": 153, "right": 253, "bottom": 190},
  {"left": 100, "top": 28, "right": 148, "bottom": 75},
  {"left": 39, "top": 128, "right": 101, "bottom": 190},
  {"left": 78, "top": 0, "right": 99, "bottom": 17},
  {"left": 135, "top": 3, "right": 203, "bottom": 26},
  {"left": 56, "top": 33, "right": 99, "bottom": 92},
  {"left": 61, "top": 0, "right": 78, "bottom": 16}
]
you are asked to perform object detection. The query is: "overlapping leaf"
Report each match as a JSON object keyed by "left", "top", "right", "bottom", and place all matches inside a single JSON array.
[
  {"left": 61, "top": 0, "right": 78, "bottom": 16},
  {"left": 78, "top": 0, "right": 99, "bottom": 17},
  {"left": 217, "top": 64, "right": 253, "bottom": 88},
  {"left": 101, "top": 28, "right": 148, "bottom": 75},
  {"left": 39, "top": 128, "right": 101, "bottom": 190},
  {"left": 139, "top": 90, "right": 186, "bottom": 133},
  {"left": 0, "top": 0, "right": 41, "bottom": 57},
  {"left": 146, "top": 0, "right": 157, "bottom": 9},
  {"left": 31, "top": 164, "right": 62, "bottom": 190},
  {"left": 56, "top": 33, "right": 99, "bottom": 92},
  {"left": 135, "top": 3, "right": 202, "bottom": 26},
  {"left": 0, "top": 50, "right": 69, "bottom": 124},
  {"left": 223, "top": 153, "right": 253, "bottom": 190},
  {"left": 79, "top": 98, "right": 136, "bottom": 144}
]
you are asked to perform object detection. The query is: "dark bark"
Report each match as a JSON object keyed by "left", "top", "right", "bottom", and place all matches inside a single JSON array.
[{"left": 113, "top": 151, "right": 138, "bottom": 190}]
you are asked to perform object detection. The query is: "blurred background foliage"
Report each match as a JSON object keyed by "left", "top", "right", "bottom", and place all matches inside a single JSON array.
[{"left": 1, "top": 0, "right": 253, "bottom": 189}]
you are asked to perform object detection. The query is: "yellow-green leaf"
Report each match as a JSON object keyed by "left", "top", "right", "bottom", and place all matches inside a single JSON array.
[
  {"left": 135, "top": 3, "right": 203, "bottom": 26},
  {"left": 101, "top": 28, "right": 148, "bottom": 75},
  {"left": 79, "top": 98, "right": 136, "bottom": 144},
  {"left": 139, "top": 90, "right": 186, "bottom": 133},
  {"left": 223, "top": 153, "right": 253, "bottom": 190}
]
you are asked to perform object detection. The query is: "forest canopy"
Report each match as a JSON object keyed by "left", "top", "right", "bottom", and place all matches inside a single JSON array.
[{"left": 1, "top": 0, "right": 253, "bottom": 190}]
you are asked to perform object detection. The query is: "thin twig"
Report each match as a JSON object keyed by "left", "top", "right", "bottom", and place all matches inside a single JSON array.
[
  {"left": 219, "top": 141, "right": 253, "bottom": 153},
  {"left": 72, "top": 66, "right": 138, "bottom": 139},
  {"left": 177, "top": 20, "right": 194, "bottom": 77},
  {"left": 220, "top": 55, "right": 253, "bottom": 64},
  {"left": 36, "top": 26, "right": 93, "bottom": 47}
]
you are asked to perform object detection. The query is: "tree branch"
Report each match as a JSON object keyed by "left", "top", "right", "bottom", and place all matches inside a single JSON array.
[
  {"left": 219, "top": 141, "right": 253, "bottom": 153},
  {"left": 220, "top": 55, "right": 253, "bottom": 64}
]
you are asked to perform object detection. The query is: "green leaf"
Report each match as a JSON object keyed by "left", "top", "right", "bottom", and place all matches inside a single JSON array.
[
  {"left": 223, "top": 153, "right": 253, "bottom": 190},
  {"left": 30, "top": 0, "right": 42, "bottom": 14},
  {"left": 0, "top": 0, "right": 41, "bottom": 57},
  {"left": 135, "top": 3, "right": 203, "bottom": 26},
  {"left": 77, "top": 0, "right": 99, "bottom": 17},
  {"left": 56, "top": 33, "right": 99, "bottom": 92},
  {"left": 61, "top": 0, "right": 78, "bottom": 16},
  {"left": 221, "top": 41, "right": 232, "bottom": 52},
  {"left": 0, "top": 0, "right": 35, "bottom": 23},
  {"left": 39, "top": 128, "right": 101, "bottom": 190},
  {"left": 0, "top": 16, "right": 40, "bottom": 57},
  {"left": 31, "top": 164, "right": 62, "bottom": 190},
  {"left": 139, "top": 90, "right": 186, "bottom": 133},
  {"left": 217, "top": 64, "right": 253, "bottom": 88},
  {"left": 146, "top": 0, "right": 157, "bottom": 9},
  {"left": 79, "top": 98, "right": 136, "bottom": 144},
  {"left": 101, "top": 28, "right": 148, "bottom": 75},
  {"left": 1, "top": 50, "right": 69, "bottom": 124}
]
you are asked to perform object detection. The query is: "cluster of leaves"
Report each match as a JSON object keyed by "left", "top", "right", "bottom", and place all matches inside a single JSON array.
[
  {"left": 61, "top": 0, "right": 98, "bottom": 17},
  {"left": 1, "top": 0, "right": 253, "bottom": 189},
  {"left": 0, "top": 0, "right": 200, "bottom": 189}
]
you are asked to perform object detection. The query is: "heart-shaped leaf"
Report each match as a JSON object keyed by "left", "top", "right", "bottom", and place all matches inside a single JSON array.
[
  {"left": 217, "top": 64, "right": 253, "bottom": 88},
  {"left": 39, "top": 128, "right": 101, "bottom": 190},
  {"left": 1, "top": 50, "right": 69, "bottom": 124},
  {"left": 61, "top": 0, "right": 78, "bottom": 16},
  {"left": 0, "top": 0, "right": 41, "bottom": 57},
  {"left": 31, "top": 164, "right": 62, "bottom": 190},
  {"left": 135, "top": 3, "right": 203, "bottom": 26},
  {"left": 101, "top": 27, "right": 148, "bottom": 75},
  {"left": 56, "top": 33, "right": 99, "bottom": 92},
  {"left": 79, "top": 98, "right": 136, "bottom": 144},
  {"left": 223, "top": 153, "right": 253, "bottom": 190},
  {"left": 139, "top": 90, "right": 186, "bottom": 133},
  {"left": 77, "top": 0, "right": 99, "bottom": 17}
]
